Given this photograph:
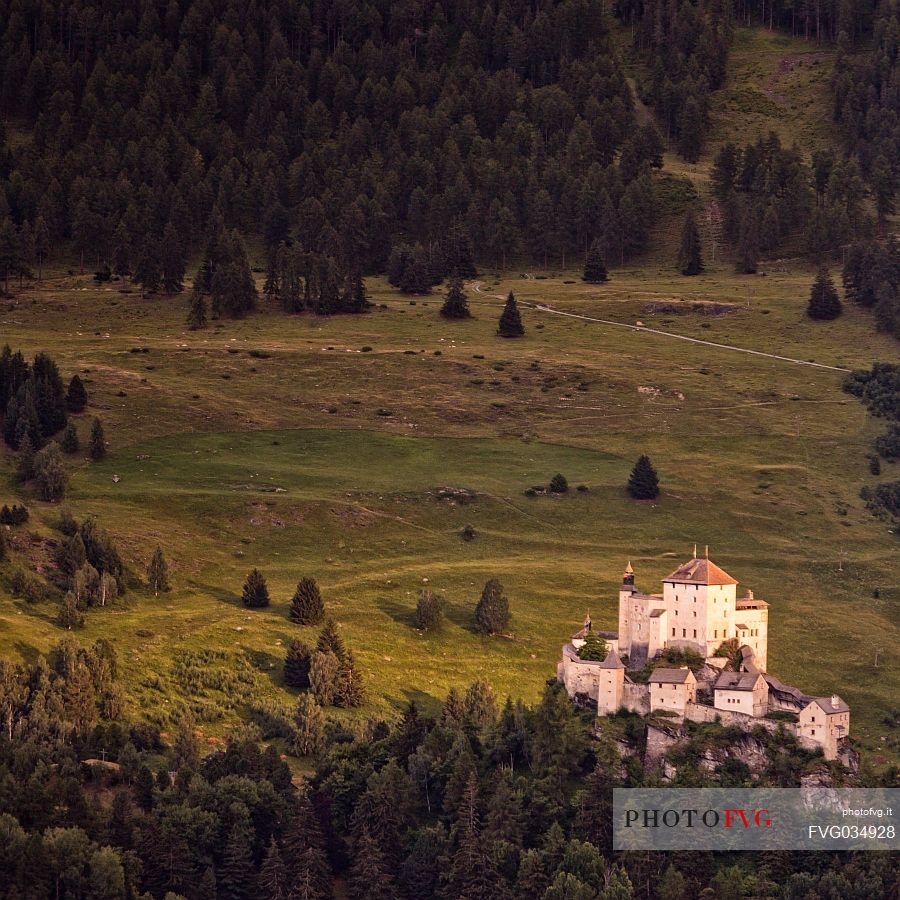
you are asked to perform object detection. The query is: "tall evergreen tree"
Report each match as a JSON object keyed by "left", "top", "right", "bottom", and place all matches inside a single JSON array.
[
  {"left": 582, "top": 240, "right": 608, "bottom": 283},
  {"left": 218, "top": 824, "right": 254, "bottom": 900},
  {"left": 187, "top": 285, "right": 209, "bottom": 329},
  {"left": 283, "top": 639, "right": 312, "bottom": 689},
  {"left": 440, "top": 278, "right": 472, "bottom": 319},
  {"left": 627, "top": 455, "right": 660, "bottom": 500},
  {"left": 89, "top": 418, "right": 106, "bottom": 461},
  {"left": 349, "top": 827, "right": 394, "bottom": 900},
  {"left": 336, "top": 650, "right": 365, "bottom": 708},
  {"left": 289, "top": 577, "right": 325, "bottom": 625},
  {"left": 497, "top": 292, "right": 525, "bottom": 337},
  {"left": 292, "top": 693, "right": 325, "bottom": 756},
  {"left": 257, "top": 839, "right": 286, "bottom": 900},
  {"left": 241, "top": 569, "right": 270, "bottom": 608},
  {"left": 316, "top": 618, "right": 345, "bottom": 659},
  {"left": 807, "top": 267, "right": 842, "bottom": 320},
  {"left": 160, "top": 221, "right": 185, "bottom": 294},
  {"left": 678, "top": 212, "right": 703, "bottom": 276},
  {"left": 65, "top": 375, "right": 87, "bottom": 413},
  {"left": 736, "top": 206, "right": 760, "bottom": 274},
  {"left": 147, "top": 546, "right": 170, "bottom": 596},
  {"left": 474, "top": 578, "right": 510, "bottom": 635}
]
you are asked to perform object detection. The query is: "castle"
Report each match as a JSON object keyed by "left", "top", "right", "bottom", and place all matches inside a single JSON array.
[{"left": 558, "top": 549, "right": 851, "bottom": 761}]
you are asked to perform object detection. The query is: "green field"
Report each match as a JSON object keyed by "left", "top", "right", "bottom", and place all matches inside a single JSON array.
[{"left": 1, "top": 26, "right": 898, "bottom": 767}]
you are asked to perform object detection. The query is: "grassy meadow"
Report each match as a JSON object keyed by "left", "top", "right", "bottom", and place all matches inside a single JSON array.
[{"left": 1, "top": 27, "right": 897, "bottom": 766}]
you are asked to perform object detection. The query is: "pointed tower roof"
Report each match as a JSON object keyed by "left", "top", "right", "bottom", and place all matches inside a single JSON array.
[
  {"left": 598, "top": 647, "right": 625, "bottom": 669},
  {"left": 624, "top": 560, "right": 634, "bottom": 575},
  {"left": 664, "top": 555, "right": 738, "bottom": 586}
]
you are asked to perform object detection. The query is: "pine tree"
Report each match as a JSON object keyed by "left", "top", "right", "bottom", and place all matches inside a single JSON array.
[
  {"left": 160, "top": 221, "right": 185, "bottom": 294},
  {"left": 133, "top": 236, "right": 161, "bottom": 295},
  {"left": 336, "top": 650, "right": 365, "bottom": 708},
  {"left": 284, "top": 639, "right": 312, "bottom": 689},
  {"left": 16, "top": 433, "right": 35, "bottom": 481},
  {"left": 89, "top": 418, "right": 106, "bottom": 461},
  {"left": 289, "top": 577, "right": 325, "bottom": 625},
  {"left": 33, "top": 215, "right": 50, "bottom": 280},
  {"left": 442, "top": 687, "right": 465, "bottom": 727},
  {"left": 258, "top": 838, "right": 287, "bottom": 900},
  {"left": 187, "top": 285, "right": 208, "bottom": 329},
  {"left": 440, "top": 278, "right": 472, "bottom": 319},
  {"left": 66, "top": 375, "right": 87, "bottom": 412},
  {"left": 316, "top": 618, "right": 345, "bottom": 659},
  {"left": 282, "top": 794, "right": 331, "bottom": 898},
  {"left": 147, "top": 546, "right": 170, "bottom": 596},
  {"left": 292, "top": 693, "right": 325, "bottom": 756},
  {"left": 474, "top": 578, "right": 510, "bottom": 635},
  {"left": 463, "top": 677, "right": 498, "bottom": 731},
  {"left": 497, "top": 292, "right": 524, "bottom": 337},
  {"left": 349, "top": 827, "right": 394, "bottom": 900},
  {"left": 678, "top": 212, "right": 703, "bottom": 276},
  {"left": 807, "top": 267, "right": 842, "bottom": 321},
  {"left": 414, "top": 589, "right": 445, "bottom": 630},
  {"left": 59, "top": 591, "right": 84, "bottom": 630},
  {"left": 627, "top": 454, "right": 660, "bottom": 500},
  {"left": 582, "top": 240, "right": 608, "bottom": 283},
  {"left": 197, "top": 866, "right": 217, "bottom": 900},
  {"left": 577, "top": 630, "right": 608, "bottom": 661},
  {"left": 241, "top": 568, "right": 270, "bottom": 608},
  {"left": 0, "top": 527, "right": 5, "bottom": 562},
  {"left": 309, "top": 650, "right": 341, "bottom": 705},
  {"left": 736, "top": 206, "right": 760, "bottom": 274},
  {"left": 218, "top": 824, "right": 254, "bottom": 900}
]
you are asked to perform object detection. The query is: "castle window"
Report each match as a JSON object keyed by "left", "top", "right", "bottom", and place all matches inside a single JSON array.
[
  {"left": 693, "top": 611, "right": 697, "bottom": 617},
  {"left": 693, "top": 629, "right": 697, "bottom": 638},
  {"left": 714, "top": 630, "right": 717, "bottom": 638},
  {"left": 682, "top": 629, "right": 686, "bottom": 637},
  {"left": 672, "top": 628, "right": 675, "bottom": 637}
]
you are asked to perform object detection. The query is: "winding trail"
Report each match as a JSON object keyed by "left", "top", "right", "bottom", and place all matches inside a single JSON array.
[{"left": 468, "top": 280, "right": 851, "bottom": 373}]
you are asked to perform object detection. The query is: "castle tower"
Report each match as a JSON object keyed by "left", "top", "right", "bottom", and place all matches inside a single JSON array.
[{"left": 596, "top": 646, "right": 625, "bottom": 715}]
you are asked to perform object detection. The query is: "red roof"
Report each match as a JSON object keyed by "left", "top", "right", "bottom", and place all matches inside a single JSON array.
[{"left": 664, "top": 557, "right": 738, "bottom": 586}]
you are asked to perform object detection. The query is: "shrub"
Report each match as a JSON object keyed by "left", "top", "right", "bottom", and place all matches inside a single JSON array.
[
  {"left": 0, "top": 504, "right": 29, "bottom": 525},
  {"left": 33, "top": 442, "right": 68, "bottom": 501},
  {"left": 309, "top": 650, "right": 341, "bottom": 705},
  {"left": 284, "top": 639, "right": 312, "bottom": 689},
  {"left": 460, "top": 524, "right": 476, "bottom": 542},
  {"left": 549, "top": 473, "right": 569, "bottom": 493},
  {"left": 577, "top": 631, "right": 608, "bottom": 660},
  {"left": 414, "top": 589, "right": 445, "bottom": 631}
]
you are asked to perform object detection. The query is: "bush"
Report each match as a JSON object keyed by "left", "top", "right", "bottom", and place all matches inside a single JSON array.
[
  {"left": 414, "top": 589, "right": 445, "bottom": 631},
  {"left": 0, "top": 504, "right": 29, "bottom": 525},
  {"left": 33, "top": 442, "right": 68, "bottom": 501},
  {"left": 460, "top": 524, "right": 476, "bottom": 541},
  {"left": 549, "top": 473, "right": 569, "bottom": 493}
]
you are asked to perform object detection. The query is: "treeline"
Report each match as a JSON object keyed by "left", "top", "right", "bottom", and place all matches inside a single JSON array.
[
  {"left": 0, "top": 0, "right": 675, "bottom": 282},
  {"left": 616, "top": 0, "right": 732, "bottom": 161},
  {"left": 0, "top": 650, "right": 896, "bottom": 900},
  {"left": 1, "top": 345, "right": 86, "bottom": 449},
  {"left": 710, "top": 133, "right": 868, "bottom": 269}
]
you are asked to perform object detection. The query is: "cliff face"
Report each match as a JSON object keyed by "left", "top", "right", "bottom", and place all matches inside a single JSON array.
[{"left": 597, "top": 717, "right": 859, "bottom": 786}]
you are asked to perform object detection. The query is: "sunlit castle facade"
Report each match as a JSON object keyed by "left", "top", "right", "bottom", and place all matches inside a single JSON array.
[{"left": 617, "top": 548, "right": 768, "bottom": 670}]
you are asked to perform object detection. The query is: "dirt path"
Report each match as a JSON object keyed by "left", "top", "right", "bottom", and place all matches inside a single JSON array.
[{"left": 468, "top": 281, "right": 850, "bottom": 373}]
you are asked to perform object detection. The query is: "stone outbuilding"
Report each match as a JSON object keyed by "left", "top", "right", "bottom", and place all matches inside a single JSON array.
[
  {"left": 798, "top": 695, "right": 850, "bottom": 762},
  {"left": 713, "top": 671, "right": 768, "bottom": 717},
  {"left": 649, "top": 667, "right": 697, "bottom": 714}
]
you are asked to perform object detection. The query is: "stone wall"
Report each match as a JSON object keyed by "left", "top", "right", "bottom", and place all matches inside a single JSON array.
[{"left": 623, "top": 682, "right": 649, "bottom": 715}]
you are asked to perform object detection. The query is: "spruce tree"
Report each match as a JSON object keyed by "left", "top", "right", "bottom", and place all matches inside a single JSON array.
[
  {"left": 807, "top": 267, "right": 842, "bottom": 321},
  {"left": 60, "top": 422, "right": 79, "bottom": 454},
  {"left": 316, "top": 618, "right": 345, "bottom": 659},
  {"left": 258, "top": 838, "right": 287, "bottom": 900},
  {"left": 283, "top": 639, "right": 312, "bottom": 689},
  {"left": 627, "top": 454, "right": 660, "bottom": 500},
  {"left": 474, "top": 578, "right": 510, "bottom": 635},
  {"left": 678, "top": 212, "right": 703, "bottom": 276},
  {"left": 440, "top": 278, "right": 472, "bottom": 319},
  {"left": 736, "top": 206, "right": 760, "bottom": 274},
  {"left": 218, "top": 824, "right": 254, "bottom": 900},
  {"left": 414, "top": 589, "right": 445, "bottom": 631},
  {"left": 187, "top": 285, "right": 208, "bottom": 329},
  {"left": 309, "top": 650, "right": 341, "bottom": 705},
  {"left": 59, "top": 591, "right": 84, "bottom": 630},
  {"left": 582, "top": 240, "right": 608, "bottom": 283},
  {"left": 160, "top": 221, "right": 185, "bottom": 294},
  {"left": 336, "top": 650, "right": 365, "bottom": 708},
  {"left": 0, "top": 526, "right": 5, "bottom": 562},
  {"left": 241, "top": 568, "right": 270, "bottom": 608},
  {"left": 349, "top": 827, "right": 394, "bottom": 900},
  {"left": 289, "top": 577, "right": 325, "bottom": 625},
  {"left": 497, "top": 292, "right": 524, "bottom": 337},
  {"left": 147, "top": 546, "right": 170, "bottom": 596},
  {"left": 89, "top": 418, "right": 106, "bottom": 461},
  {"left": 66, "top": 375, "right": 87, "bottom": 412},
  {"left": 16, "top": 433, "right": 35, "bottom": 481},
  {"left": 292, "top": 693, "right": 325, "bottom": 756}
]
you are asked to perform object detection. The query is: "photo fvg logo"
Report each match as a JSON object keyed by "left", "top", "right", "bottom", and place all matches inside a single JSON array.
[{"left": 624, "top": 807, "right": 772, "bottom": 829}]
